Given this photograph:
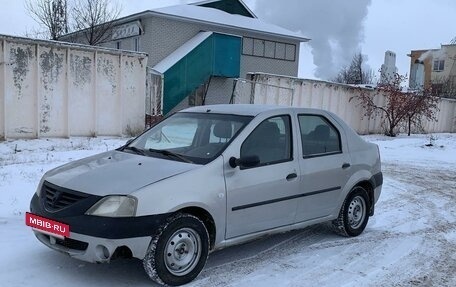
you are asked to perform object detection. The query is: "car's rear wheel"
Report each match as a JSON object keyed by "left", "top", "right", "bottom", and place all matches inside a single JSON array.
[
  {"left": 332, "top": 186, "right": 370, "bottom": 237},
  {"left": 143, "top": 213, "right": 209, "bottom": 286}
]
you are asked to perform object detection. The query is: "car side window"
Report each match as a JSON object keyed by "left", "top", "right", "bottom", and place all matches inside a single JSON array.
[
  {"left": 241, "top": 115, "right": 292, "bottom": 166},
  {"left": 298, "top": 115, "right": 341, "bottom": 157}
]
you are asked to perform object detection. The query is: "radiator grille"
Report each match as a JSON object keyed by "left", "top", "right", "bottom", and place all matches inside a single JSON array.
[{"left": 42, "top": 181, "right": 88, "bottom": 212}]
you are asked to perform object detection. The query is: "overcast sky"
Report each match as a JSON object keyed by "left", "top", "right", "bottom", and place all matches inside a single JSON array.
[{"left": 0, "top": 0, "right": 454, "bottom": 81}]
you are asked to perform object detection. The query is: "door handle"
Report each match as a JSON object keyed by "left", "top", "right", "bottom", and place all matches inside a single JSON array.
[
  {"left": 286, "top": 173, "right": 297, "bottom": 180},
  {"left": 342, "top": 163, "right": 351, "bottom": 169}
]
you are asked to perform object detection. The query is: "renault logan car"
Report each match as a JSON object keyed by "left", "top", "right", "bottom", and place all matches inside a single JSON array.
[{"left": 28, "top": 104, "right": 382, "bottom": 286}]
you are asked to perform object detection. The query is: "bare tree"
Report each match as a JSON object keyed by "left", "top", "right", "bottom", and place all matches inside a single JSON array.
[
  {"left": 71, "top": 0, "right": 121, "bottom": 46},
  {"left": 352, "top": 73, "right": 440, "bottom": 137},
  {"left": 334, "top": 52, "right": 374, "bottom": 85},
  {"left": 25, "top": 0, "right": 68, "bottom": 40}
]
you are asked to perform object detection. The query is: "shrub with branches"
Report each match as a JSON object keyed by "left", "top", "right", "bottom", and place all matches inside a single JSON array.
[
  {"left": 352, "top": 73, "right": 440, "bottom": 137},
  {"left": 404, "top": 87, "right": 440, "bottom": 136}
]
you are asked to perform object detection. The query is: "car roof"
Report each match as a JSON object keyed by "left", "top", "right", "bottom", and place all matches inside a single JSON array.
[{"left": 181, "top": 104, "right": 325, "bottom": 116}]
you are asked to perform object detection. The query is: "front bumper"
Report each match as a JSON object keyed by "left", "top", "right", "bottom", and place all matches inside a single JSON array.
[
  {"left": 33, "top": 229, "right": 151, "bottom": 263},
  {"left": 30, "top": 188, "right": 171, "bottom": 263}
]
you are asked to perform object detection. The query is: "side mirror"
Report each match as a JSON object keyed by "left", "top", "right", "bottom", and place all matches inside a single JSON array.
[{"left": 229, "top": 155, "right": 260, "bottom": 168}]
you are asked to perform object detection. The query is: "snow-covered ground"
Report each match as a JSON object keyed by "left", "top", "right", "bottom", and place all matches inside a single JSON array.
[{"left": 0, "top": 134, "right": 455, "bottom": 286}]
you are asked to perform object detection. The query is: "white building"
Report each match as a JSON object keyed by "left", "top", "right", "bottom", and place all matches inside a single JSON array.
[{"left": 380, "top": 50, "right": 397, "bottom": 84}]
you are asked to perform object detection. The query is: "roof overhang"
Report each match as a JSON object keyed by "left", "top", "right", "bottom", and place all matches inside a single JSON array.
[
  {"left": 148, "top": 9, "right": 308, "bottom": 42},
  {"left": 60, "top": 7, "right": 309, "bottom": 43}
]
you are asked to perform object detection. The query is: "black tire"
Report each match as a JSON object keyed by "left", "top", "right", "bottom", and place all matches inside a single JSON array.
[
  {"left": 332, "top": 186, "right": 370, "bottom": 237},
  {"left": 143, "top": 213, "right": 209, "bottom": 286}
]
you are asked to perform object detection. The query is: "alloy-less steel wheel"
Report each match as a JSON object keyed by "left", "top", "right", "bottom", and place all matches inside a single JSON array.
[
  {"left": 143, "top": 213, "right": 209, "bottom": 286},
  {"left": 164, "top": 227, "right": 202, "bottom": 276},
  {"left": 332, "top": 186, "right": 370, "bottom": 237}
]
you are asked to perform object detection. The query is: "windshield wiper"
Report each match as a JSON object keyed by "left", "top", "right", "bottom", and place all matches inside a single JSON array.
[
  {"left": 123, "top": 146, "right": 146, "bottom": 156},
  {"left": 148, "top": 149, "right": 194, "bottom": 164}
]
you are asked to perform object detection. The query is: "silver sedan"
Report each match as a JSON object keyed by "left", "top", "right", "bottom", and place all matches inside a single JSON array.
[{"left": 28, "top": 104, "right": 382, "bottom": 286}]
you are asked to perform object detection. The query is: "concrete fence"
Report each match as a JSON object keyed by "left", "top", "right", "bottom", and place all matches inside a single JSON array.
[
  {"left": 0, "top": 34, "right": 148, "bottom": 140},
  {"left": 233, "top": 73, "right": 456, "bottom": 134}
]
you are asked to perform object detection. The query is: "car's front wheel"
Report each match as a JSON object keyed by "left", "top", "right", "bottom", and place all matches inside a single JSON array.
[
  {"left": 143, "top": 213, "right": 209, "bottom": 286},
  {"left": 332, "top": 186, "right": 370, "bottom": 237}
]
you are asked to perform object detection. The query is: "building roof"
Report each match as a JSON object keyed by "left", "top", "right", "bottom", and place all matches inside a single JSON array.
[
  {"left": 152, "top": 4, "right": 308, "bottom": 42},
  {"left": 191, "top": 0, "right": 257, "bottom": 18},
  {"left": 60, "top": 3, "right": 308, "bottom": 44}
]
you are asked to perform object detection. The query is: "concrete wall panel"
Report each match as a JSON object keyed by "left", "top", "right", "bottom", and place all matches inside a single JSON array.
[
  {"left": 68, "top": 50, "right": 95, "bottom": 136},
  {"left": 0, "top": 34, "right": 147, "bottom": 139},
  {"left": 6, "top": 42, "right": 38, "bottom": 138},
  {"left": 239, "top": 73, "right": 456, "bottom": 134},
  {"left": 96, "top": 53, "right": 121, "bottom": 136},
  {"left": 121, "top": 55, "right": 147, "bottom": 135},
  {"left": 38, "top": 46, "right": 67, "bottom": 137}
]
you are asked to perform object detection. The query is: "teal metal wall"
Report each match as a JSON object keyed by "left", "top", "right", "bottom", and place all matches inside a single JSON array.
[{"left": 163, "top": 33, "right": 241, "bottom": 114}]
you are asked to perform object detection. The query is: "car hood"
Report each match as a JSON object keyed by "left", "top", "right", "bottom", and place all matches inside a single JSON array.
[{"left": 44, "top": 150, "right": 198, "bottom": 196}]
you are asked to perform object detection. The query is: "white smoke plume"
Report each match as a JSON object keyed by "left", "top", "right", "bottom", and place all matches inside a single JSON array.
[
  {"left": 418, "top": 47, "right": 446, "bottom": 62},
  {"left": 253, "top": 0, "right": 372, "bottom": 80}
]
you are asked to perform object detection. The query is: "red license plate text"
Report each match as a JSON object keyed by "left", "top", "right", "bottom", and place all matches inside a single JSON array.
[{"left": 26, "top": 212, "right": 70, "bottom": 238}]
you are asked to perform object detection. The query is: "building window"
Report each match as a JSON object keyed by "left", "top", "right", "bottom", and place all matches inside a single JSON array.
[
  {"left": 285, "top": 44, "right": 296, "bottom": 61},
  {"left": 242, "top": 37, "right": 254, "bottom": 54},
  {"left": 242, "top": 37, "right": 296, "bottom": 61},
  {"left": 116, "top": 41, "right": 121, "bottom": 49},
  {"left": 253, "top": 39, "right": 265, "bottom": 57},
  {"left": 275, "top": 42, "right": 286, "bottom": 59},
  {"left": 134, "top": 38, "right": 140, "bottom": 51},
  {"left": 264, "top": 41, "right": 275, "bottom": 58},
  {"left": 433, "top": 60, "right": 444, "bottom": 72}
]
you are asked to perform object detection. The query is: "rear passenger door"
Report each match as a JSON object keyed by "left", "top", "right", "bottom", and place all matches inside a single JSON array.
[{"left": 295, "top": 114, "right": 351, "bottom": 222}]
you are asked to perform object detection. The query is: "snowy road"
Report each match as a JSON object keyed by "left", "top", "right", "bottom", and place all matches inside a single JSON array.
[{"left": 0, "top": 134, "right": 455, "bottom": 286}]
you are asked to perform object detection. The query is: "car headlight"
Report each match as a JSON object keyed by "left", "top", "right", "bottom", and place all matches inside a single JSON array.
[{"left": 85, "top": 196, "right": 137, "bottom": 217}]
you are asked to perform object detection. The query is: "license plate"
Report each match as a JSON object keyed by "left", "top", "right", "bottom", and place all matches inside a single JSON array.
[{"left": 26, "top": 212, "right": 70, "bottom": 238}]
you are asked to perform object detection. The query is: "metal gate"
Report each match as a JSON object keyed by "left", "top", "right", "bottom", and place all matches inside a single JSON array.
[{"left": 145, "top": 69, "right": 163, "bottom": 128}]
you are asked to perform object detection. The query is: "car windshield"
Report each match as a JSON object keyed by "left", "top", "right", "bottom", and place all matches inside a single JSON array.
[{"left": 123, "top": 112, "right": 253, "bottom": 164}]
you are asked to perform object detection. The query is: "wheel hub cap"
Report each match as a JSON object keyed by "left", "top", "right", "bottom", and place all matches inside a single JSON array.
[
  {"left": 164, "top": 228, "right": 202, "bottom": 276},
  {"left": 348, "top": 196, "right": 366, "bottom": 229}
]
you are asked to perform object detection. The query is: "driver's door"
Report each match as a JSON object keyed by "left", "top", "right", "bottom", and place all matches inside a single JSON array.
[{"left": 224, "top": 115, "right": 300, "bottom": 239}]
